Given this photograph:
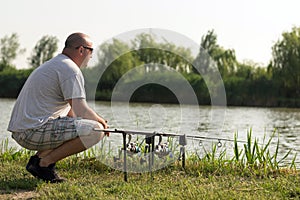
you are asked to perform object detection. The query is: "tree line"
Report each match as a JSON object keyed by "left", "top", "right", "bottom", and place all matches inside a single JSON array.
[{"left": 1, "top": 27, "right": 300, "bottom": 107}]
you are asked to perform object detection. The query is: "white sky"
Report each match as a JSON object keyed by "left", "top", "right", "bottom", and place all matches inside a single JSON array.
[{"left": 0, "top": 0, "right": 299, "bottom": 68}]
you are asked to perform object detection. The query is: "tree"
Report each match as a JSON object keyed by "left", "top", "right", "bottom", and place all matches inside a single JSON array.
[
  {"left": 0, "top": 33, "right": 25, "bottom": 69},
  {"left": 160, "top": 41, "right": 193, "bottom": 73},
  {"left": 193, "top": 30, "right": 218, "bottom": 74},
  {"left": 269, "top": 26, "right": 300, "bottom": 96},
  {"left": 96, "top": 38, "right": 143, "bottom": 90},
  {"left": 193, "top": 30, "right": 237, "bottom": 77},
  {"left": 132, "top": 33, "right": 193, "bottom": 73},
  {"left": 29, "top": 35, "right": 58, "bottom": 68}
]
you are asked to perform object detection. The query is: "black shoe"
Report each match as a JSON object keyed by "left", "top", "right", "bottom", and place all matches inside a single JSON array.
[
  {"left": 26, "top": 155, "right": 40, "bottom": 177},
  {"left": 46, "top": 163, "right": 66, "bottom": 183},
  {"left": 26, "top": 155, "right": 66, "bottom": 183}
]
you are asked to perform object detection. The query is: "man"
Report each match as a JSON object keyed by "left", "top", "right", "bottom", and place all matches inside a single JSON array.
[{"left": 8, "top": 32, "right": 108, "bottom": 183}]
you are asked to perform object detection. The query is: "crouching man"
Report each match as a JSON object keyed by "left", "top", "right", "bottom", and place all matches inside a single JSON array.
[{"left": 8, "top": 32, "right": 108, "bottom": 183}]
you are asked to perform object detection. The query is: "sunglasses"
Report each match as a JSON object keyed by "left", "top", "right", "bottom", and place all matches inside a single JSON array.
[{"left": 76, "top": 45, "right": 93, "bottom": 53}]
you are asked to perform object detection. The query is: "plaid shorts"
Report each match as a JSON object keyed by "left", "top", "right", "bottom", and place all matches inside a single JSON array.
[{"left": 12, "top": 117, "right": 101, "bottom": 151}]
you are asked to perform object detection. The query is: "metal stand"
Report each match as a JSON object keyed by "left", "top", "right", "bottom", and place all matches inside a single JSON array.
[
  {"left": 145, "top": 135, "right": 155, "bottom": 179},
  {"left": 122, "top": 132, "right": 128, "bottom": 182},
  {"left": 97, "top": 128, "right": 187, "bottom": 182},
  {"left": 179, "top": 134, "right": 187, "bottom": 169}
]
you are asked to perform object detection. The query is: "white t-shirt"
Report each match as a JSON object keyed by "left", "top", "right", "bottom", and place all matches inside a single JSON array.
[{"left": 8, "top": 54, "right": 86, "bottom": 132}]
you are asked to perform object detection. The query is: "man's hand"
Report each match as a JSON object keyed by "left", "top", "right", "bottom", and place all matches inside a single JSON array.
[
  {"left": 99, "top": 119, "right": 110, "bottom": 137},
  {"left": 68, "top": 98, "right": 110, "bottom": 137}
]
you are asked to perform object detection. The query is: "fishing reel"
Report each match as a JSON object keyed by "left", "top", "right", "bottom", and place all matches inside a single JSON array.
[
  {"left": 127, "top": 142, "right": 141, "bottom": 154},
  {"left": 154, "top": 135, "right": 172, "bottom": 158},
  {"left": 124, "top": 134, "right": 141, "bottom": 155},
  {"left": 113, "top": 134, "right": 142, "bottom": 165}
]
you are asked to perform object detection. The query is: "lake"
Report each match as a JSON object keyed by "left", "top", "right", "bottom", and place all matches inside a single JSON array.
[{"left": 1, "top": 98, "right": 300, "bottom": 167}]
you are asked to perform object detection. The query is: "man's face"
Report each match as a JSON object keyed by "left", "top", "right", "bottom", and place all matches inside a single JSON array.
[{"left": 80, "top": 39, "right": 93, "bottom": 68}]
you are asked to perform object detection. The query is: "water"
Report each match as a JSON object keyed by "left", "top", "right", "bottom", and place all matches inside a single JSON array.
[{"left": 1, "top": 98, "right": 300, "bottom": 167}]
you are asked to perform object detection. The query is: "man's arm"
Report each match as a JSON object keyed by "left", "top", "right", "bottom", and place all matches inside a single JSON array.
[
  {"left": 67, "top": 107, "right": 76, "bottom": 117},
  {"left": 67, "top": 98, "right": 108, "bottom": 129}
]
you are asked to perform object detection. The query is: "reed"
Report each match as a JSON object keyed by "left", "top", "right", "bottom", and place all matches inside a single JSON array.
[
  {"left": 0, "top": 129, "right": 297, "bottom": 172},
  {"left": 0, "top": 138, "right": 26, "bottom": 161},
  {"left": 231, "top": 129, "right": 295, "bottom": 171}
]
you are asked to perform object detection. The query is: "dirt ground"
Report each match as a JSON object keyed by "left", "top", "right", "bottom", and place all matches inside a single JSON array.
[{"left": 0, "top": 190, "right": 39, "bottom": 200}]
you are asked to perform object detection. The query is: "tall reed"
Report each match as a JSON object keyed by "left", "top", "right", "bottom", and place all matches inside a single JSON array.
[
  {"left": 232, "top": 129, "right": 295, "bottom": 170},
  {"left": 0, "top": 129, "right": 297, "bottom": 173}
]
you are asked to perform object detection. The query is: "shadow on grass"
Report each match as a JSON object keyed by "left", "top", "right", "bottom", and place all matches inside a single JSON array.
[{"left": 0, "top": 177, "right": 38, "bottom": 194}]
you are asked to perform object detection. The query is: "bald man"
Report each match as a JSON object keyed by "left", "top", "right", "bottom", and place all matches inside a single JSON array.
[{"left": 8, "top": 32, "right": 108, "bottom": 183}]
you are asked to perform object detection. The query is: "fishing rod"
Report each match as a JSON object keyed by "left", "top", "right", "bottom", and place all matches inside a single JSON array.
[{"left": 94, "top": 128, "right": 246, "bottom": 144}]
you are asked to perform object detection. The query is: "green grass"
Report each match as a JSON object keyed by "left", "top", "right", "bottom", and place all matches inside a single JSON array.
[
  {"left": 0, "top": 131, "right": 299, "bottom": 199},
  {"left": 1, "top": 156, "right": 300, "bottom": 199}
]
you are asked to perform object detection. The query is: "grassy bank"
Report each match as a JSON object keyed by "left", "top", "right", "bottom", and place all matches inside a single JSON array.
[
  {"left": 0, "top": 158, "right": 300, "bottom": 199},
  {"left": 0, "top": 131, "right": 300, "bottom": 199}
]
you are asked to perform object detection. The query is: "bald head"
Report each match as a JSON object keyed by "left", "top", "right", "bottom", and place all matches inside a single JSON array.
[
  {"left": 64, "top": 32, "right": 91, "bottom": 49},
  {"left": 62, "top": 32, "right": 93, "bottom": 68}
]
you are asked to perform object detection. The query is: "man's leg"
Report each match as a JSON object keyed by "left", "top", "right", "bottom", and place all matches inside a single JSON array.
[
  {"left": 38, "top": 130, "right": 104, "bottom": 167},
  {"left": 25, "top": 118, "right": 105, "bottom": 182},
  {"left": 37, "top": 150, "right": 53, "bottom": 158}
]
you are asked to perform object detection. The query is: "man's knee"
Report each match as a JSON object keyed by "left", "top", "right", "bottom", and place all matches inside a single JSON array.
[
  {"left": 75, "top": 119, "right": 105, "bottom": 147},
  {"left": 90, "top": 122, "right": 105, "bottom": 142}
]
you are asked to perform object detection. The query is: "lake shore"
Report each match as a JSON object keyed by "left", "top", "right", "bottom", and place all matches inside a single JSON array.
[
  {"left": 1, "top": 136, "right": 300, "bottom": 199},
  {"left": 1, "top": 154, "right": 299, "bottom": 199}
]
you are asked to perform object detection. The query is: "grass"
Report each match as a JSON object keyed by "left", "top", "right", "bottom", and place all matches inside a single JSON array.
[{"left": 0, "top": 130, "right": 300, "bottom": 199}]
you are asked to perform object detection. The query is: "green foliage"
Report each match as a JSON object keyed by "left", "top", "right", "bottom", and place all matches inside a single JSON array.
[
  {"left": 193, "top": 29, "right": 237, "bottom": 77},
  {"left": 0, "top": 62, "right": 15, "bottom": 72},
  {"left": 231, "top": 129, "right": 295, "bottom": 171},
  {"left": 0, "top": 138, "right": 33, "bottom": 162},
  {"left": 270, "top": 26, "right": 300, "bottom": 98},
  {"left": 2, "top": 27, "right": 300, "bottom": 107},
  {"left": 2, "top": 129, "right": 293, "bottom": 173},
  {"left": 0, "top": 33, "right": 25, "bottom": 68},
  {"left": 29, "top": 35, "right": 59, "bottom": 68},
  {"left": 95, "top": 39, "right": 143, "bottom": 96},
  {"left": 132, "top": 33, "right": 194, "bottom": 72},
  {"left": 0, "top": 68, "right": 33, "bottom": 98},
  {"left": 225, "top": 61, "right": 275, "bottom": 106},
  {"left": 95, "top": 33, "right": 203, "bottom": 103}
]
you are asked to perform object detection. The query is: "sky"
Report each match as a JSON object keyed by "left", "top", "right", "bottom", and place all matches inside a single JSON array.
[{"left": 0, "top": 0, "right": 299, "bottom": 69}]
